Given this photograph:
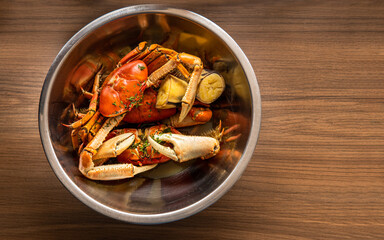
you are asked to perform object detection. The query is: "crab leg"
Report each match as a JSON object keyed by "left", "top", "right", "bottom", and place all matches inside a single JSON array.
[
  {"left": 121, "top": 43, "right": 190, "bottom": 79},
  {"left": 88, "top": 114, "right": 105, "bottom": 142},
  {"left": 147, "top": 53, "right": 190, "bottom": 79},
  {"left": 223, "top": 124, "right": 242, "bottom": 142},
  {"left": 80, "top": 87, "right": 93, "bottom": 99},
  {"left": 148, "top": 133, "right": 220, "bottom": 162},
  {"left": 145, "top": 57, "right": 179, "bottom": 88},
  {"left": 178, "top": 53, "right": 203, "bottom": 123},
  {"left": 71, "top": 128, "right": 81, "bottom": 150},
  {"left": 162, "top": 107, "right": 212, "bottom": 128},
  {"left": 78, "top": 111, "right": 100, "bottom": 142},
  {"left": 142, "top": 46, "right": 172, "bottom": 65},
  {"left": 140, "top": 52, "right": 202, "bottom": 122},
  {"left": 71, "top": 103, "right": 86, "bottom": 119},
  {"left": 129, "top": 43, "right": 162, "bottom": 64},
  {"left": 63, "top": 69, "right": 102, "bottom": 129},
  {"left": 146, "top": 54, "right": 170, "bottom": 74},
  {"left": 145, "top": 47, "right": 190, "bottom": 78},
  {"left": 79, "top": 114, "right": 157, "bottom": 180},
  {"left": 118, "top": 41, "right": 148, "bottom": 66},
  {"left": 81, "top": 163, "right": 156, "bottom": 181}
]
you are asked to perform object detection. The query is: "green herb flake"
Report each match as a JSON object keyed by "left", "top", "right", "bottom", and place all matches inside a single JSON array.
[
  {"left": 162, "top": 127, "right": 172, "bottom": 133},
  {"left": 138, "top": 65, "right": 146, "bottom": 71},
  {"left": 129, "top": 142, "right": 140, "bottom": 149}
]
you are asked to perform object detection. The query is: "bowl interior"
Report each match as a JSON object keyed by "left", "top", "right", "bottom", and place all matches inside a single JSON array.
[{"left": 44, "top": 9, "right": 256, "bottom": 220}]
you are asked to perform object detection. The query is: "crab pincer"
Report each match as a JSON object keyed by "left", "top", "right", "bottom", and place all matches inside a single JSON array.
[
  {"left": 148, "top": 133, "right": 220, "bottom": 163},
  {"left": 78, "top": 114, "right": 157, "bottom": 181}
]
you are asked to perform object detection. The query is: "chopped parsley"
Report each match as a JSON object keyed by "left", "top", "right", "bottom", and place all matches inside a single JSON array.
[
  {"left": 162, "top": 127, "right": 172, "bottom": 134},
  {"left": 138, "top": 65, "right": 146, "bottom": 71},
  {"left": 138, "top": 139, "right": 150, "bottom": 158},
  {"left": 128, "top": 93, "right": 144, "bottom": 109},
  {"left": 120, "top": 100, "right": 127, "bottom": 108},
  {"left": 129, "top": 141, "right": 140, "bottom": 149}
]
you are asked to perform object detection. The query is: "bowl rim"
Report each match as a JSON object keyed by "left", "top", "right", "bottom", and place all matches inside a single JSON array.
[{"left": 39, "top": 4, "right": 262, "bottom": 224}]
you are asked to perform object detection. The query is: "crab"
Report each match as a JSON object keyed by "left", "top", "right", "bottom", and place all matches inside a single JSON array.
[
  {"left": 79, "top": 120, "right": 221, "bottom": 180},
  {"left": 63, "top": 43, "right": 226, "bottom": 181},
  {"left": 112, "top": 41, "right": 204, "bottom": 122},
  {"left": 73, "top": 97, "right": 217, "bottom": 180},
  {"left": 66, "top": 71, "right": 213, "bottom": 153}
]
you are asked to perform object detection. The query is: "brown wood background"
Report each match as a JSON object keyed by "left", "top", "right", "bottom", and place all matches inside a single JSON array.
[{"left": 1, "top": 0, "right": 384, "bottom": 239}]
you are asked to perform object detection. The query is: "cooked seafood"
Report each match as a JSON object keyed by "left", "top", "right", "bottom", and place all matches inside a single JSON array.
[{"left": 63, "top": 41, "right": 228, "bottom": 180}]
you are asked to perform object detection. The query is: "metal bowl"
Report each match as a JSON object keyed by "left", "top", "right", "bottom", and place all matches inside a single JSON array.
[{"left": 39, "top": 4, "right": 261, "bottom": 224}]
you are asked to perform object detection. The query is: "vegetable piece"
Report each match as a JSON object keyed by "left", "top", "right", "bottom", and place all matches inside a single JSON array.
[
  {"left": 156, "top": 75, "right": 188, "bottom": 109},
  {"left": 196, "top": 70, "right": 225, "bottom": 104}
]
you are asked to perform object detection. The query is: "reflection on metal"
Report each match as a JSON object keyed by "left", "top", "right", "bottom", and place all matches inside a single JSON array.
[
  {"left": 138, "top": 14, "right": 149, "bottom": 30},
  {"left": 148, "top": 179, "right": 165, "bottom": 209},
  {"left": 123, "top": 177, "right": 146, "bottom": 207},
  {"left": 140, "top": 160, "right": 195, "bottom": 179}
]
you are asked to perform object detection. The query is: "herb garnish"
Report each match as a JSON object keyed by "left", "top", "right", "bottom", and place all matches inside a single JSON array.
[{"left": 138, "top": 65, "right": 146, "bottom": 71}]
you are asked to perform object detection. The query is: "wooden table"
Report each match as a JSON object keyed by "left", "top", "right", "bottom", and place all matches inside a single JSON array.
[{"left": 1, "top": 1, "right": 384, "bottom": 239}]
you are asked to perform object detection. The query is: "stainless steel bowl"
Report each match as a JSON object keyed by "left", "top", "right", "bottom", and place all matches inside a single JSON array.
[{"left": 39, "top": 4, "right": 261, "bottom": 224}]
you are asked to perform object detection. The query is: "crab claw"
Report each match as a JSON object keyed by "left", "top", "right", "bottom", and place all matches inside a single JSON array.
[
  {"left": 79, "top": 114, "right": 158, "bottom": 181},
  {"left": 148, "top": 133, "right": 220, "bottom": 162},
  {"left": 93, "top": 132, "right": 135, "bottom": 161},
  {"left": 83, "top": 159, "right": 157, "bottom": 181}
]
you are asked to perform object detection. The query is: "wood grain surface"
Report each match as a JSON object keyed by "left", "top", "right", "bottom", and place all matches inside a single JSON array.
[{"left": 1, "top": 0, "right": 384, "bottom": 239}]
